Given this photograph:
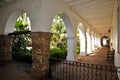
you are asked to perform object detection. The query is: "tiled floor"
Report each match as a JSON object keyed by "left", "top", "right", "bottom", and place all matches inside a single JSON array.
[
  {"left": 77, "top": 46, "right": 114, "bottom": 66},
  {"left": 0, "top": 46, "right": 114, "bottom": 80},
  {"left": 0, "top": 61, "right": 33, "bottom": 80}
]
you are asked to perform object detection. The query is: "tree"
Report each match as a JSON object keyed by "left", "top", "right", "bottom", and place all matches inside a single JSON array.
[
  {"left": 76, "top": 28, "right": 81, "bottom": 54},
  {"left": 50, "top": 15, "right": 67, "bottom": 50},
  {"left": 15, "top": 13, "right": 29, "bottom": 31},
  {"left": 12, "top": 13, "right": 31, "bottom": 51}
]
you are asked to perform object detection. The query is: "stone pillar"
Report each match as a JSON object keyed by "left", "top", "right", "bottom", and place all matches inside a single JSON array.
[
  {"left": 0, "top": 35, "right": 12, "bottom": 62},
  {"left": 30, "top": 32, "right": 52, "bottom": 79}
]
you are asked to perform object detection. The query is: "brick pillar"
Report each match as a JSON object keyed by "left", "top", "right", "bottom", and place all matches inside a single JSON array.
[
  {"left": 30, "top": 32, "right": 52, "bottom": 79},
  {"left": 0, "top": 35, "right": 12, "bottom": 62}
]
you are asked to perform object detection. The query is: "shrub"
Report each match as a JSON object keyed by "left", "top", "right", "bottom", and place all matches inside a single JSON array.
[
  {"left": 76, "top": 46, "right": 80, "bottom": 55},
  {"left": 50, "top": 48, "right": 67, "bottom": 59},
  {"left": 12, "top": 49, "right": 32, "bottom": 63}
]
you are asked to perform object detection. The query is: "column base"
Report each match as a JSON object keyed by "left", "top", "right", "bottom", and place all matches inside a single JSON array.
[
  {"left": 80, "top": 52, "right": 86, "bottom": 56},
  {"left": 67, "top": 56, "right": 75, "bottom": 61},
  {"left": 31, "top": 68, "right": 49, "bottom": 79}
]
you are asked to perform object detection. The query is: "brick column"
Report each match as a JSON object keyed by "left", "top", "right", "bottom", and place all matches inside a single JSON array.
[
  {"left": 0, "top": 35, "right": 12, "bottom": 62},
  {"left": 30, "top": 32, "right": 52, "bottom": 79}
]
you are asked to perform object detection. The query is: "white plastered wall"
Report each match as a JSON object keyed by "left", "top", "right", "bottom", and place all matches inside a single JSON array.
[
  {"left": 111, "top": 0, "right": 120, "bottom": 78},
  {"left": 0, "top": 0, "right": 44, "bottom": 34},
  {"left": 112, "top": 0, "right": 119, "bottom": 66},
  {"left": 0, "top": 0, "right": 95, "bottom": 36},
  {"left": 0, "top": 0, "right": 99, "bottom": 60}
]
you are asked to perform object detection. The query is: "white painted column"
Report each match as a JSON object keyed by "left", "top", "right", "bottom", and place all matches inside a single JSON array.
[
  {"left": 79, "top": 30, "right": 86, "bottom": 56},
  {"left": 80, "top": 38, "right": 86, "bottom": 55},
  {"left": 87, "top": 38, "right": 92, "bottom": 54},
  {"left": 92, "top": 35, "right": 95, "bottom": 51},
  {"left": 97, "top": 36, "right": 101, "bottom": 47},
  {"left": 94, "top": 35, "right": 97, "bottom": 49},
  {"left": 96, "top": 36, "right": 98, "bottom": 48},
  {"left": 67, "top": 37, "right": 76, "bottom": 61},
  {"left": 90, "top": 34, "right": 93, "bottom": 52},
  {"left": 87, "top": 32, "right": 92, "bottom": 54},
  {"left": 97, "top": 37, "right": 100, "bottom": 47}
]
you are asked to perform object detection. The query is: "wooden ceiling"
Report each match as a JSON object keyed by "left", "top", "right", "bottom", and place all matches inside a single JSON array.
[{"left": 64, "top": 0, "right": 115, "bottom": 34}]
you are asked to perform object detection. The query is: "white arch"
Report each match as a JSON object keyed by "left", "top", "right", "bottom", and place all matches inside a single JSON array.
[
  {"left": 4, "top": 10, "right": 31, "bottom": 35},
  {"left": 86, "top": 28, "right": 92, "bottom": 54},
  {"left": 78, "top": 23, "right": 86, "bottom": 56},
  {"left": 59, "top": 13, "right": 75, "bottom": 60},
  {"left": 60, "top": 13, "right": 74, "bottom": 38}
]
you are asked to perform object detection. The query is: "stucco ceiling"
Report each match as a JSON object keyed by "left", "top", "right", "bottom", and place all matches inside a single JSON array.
[{"left": 64, "top": 0, "right": 115, "bottom": 35}]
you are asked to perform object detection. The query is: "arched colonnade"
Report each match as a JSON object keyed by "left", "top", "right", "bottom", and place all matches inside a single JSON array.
[{"left": 0, "top": 0, "right": 104, "bottom": 78}]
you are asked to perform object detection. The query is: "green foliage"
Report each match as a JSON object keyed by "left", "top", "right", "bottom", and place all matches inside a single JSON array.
[
  {"left": 12, "top": 34, "right": 31, "bottom": 51},
  {"left": 12, "top": 13, "right": 32, "bottom": 63},
  {"left": 76, "top": 46, "right": 80, "bottom": 55},
  {"left": 50, "top": 15, "right": 67, "bottom": 50},
  {"left": 50, "top": 15, "right": 68, "bottom": 59},
  {"left": 15, "top": 13, "right": 29, "bottom": 31},
  {"left": 12, "top": 49, "right": 32, "bottom": 63},
  {"left": 76, "top": 27, "right": 80, "bottom": 54},
  {"left": 50, "top": 48, "right": 67, "bottom": 59}
]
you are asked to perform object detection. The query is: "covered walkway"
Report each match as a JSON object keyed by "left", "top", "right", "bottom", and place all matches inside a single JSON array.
[
  {"left": 0, "top": 61, "right": 33, "bottom": 80},
  {"left": 0, "top": 46, "right": 115, "bottom": 80},
  {"left": 0, "top": 0, "right": 119, "bottom": 78},
  {"left": 77, "top": 47, "right": 114, "bottom": 65}
]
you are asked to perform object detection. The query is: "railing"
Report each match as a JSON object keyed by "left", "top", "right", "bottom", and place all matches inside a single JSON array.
[{"left": 49, "top": 58, "right": 120, "bottom": 80}]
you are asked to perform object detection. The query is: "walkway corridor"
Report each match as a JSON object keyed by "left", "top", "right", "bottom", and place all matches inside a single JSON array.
[
  {"left": 0, "top": 61, "right": 33, "bottom": 80},
  {"left": 77, "top": 47, "right": 114, "bottom": 65},
  {"left": 0, "top": 47, "right": 114, "bottom": 80}
]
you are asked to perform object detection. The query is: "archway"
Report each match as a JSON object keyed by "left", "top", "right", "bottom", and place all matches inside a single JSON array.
[
  {"left": 50, "top": 14, "right": 67, "bottom": 59},
  {"left": 5, "top": 10, "right": 32, "bottom": 63},
  {"left": 5, "top": 10, "right": 27, "bottom": 34},
  {"left": 12, "top": 13, "right": 32, "bottom": 63},
  {"left": 101, "top": 36, "right": 110, "bottom": 47},
  {"left": 77, "top": 23, "right": 86, "bottom": 56},
  {"left": 86, "top": 28, "right": 92, "bottom": 54},
  {"left": 50, "top": 13, "right": 75, "bottom": 60}
]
